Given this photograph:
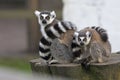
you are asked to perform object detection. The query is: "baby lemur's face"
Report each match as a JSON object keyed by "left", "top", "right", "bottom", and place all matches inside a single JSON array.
[
  {"left": 74, "top": 31, "right": 92, "bottom": 46},
  {"left": 34, "top": 10, "right": 56, "bottom": 26}
]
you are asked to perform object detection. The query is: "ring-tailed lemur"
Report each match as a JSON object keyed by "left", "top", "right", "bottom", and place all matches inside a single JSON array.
[
  {"left": 34, "top": 10, "right": 76, "bottom": 64},
  {"left": 71, "top": 26, "right": 111, "bottom": 67}
]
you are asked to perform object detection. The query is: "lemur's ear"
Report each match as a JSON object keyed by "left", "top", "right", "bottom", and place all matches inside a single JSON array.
[
  {"left": 34, "top": 10, "right": 40, "bottom": 17},
  {"left": 51, "top": 11, "right": 56, "bottom": 18},
  {"left": 74, "top": 32, "right": 79, "bottom": 44},
  {"left": 86, "top": 31, "right": 92, "bottom": 37},
  {"left": 74, "top": 32, "right": 79, "bottom": 37}
]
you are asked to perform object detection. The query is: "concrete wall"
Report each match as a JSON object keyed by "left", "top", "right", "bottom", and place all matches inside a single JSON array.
[{"left": 62, "top": 0, "right": 120, "bottom": 52}]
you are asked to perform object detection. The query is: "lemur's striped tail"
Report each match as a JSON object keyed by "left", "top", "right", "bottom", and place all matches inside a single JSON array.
[
  {"left": 39, "top": 37, "right": 52, "bottom": 60},
  {"left": 91, "top": 26, "right": 108, "bottom": 42}
]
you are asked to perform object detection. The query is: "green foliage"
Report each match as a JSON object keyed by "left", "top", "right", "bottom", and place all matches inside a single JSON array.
[{"left": 0, "top": 57, "right": 31, "bottom": 73}]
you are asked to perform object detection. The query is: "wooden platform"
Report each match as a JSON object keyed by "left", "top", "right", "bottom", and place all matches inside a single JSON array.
[{"left": 30, "top": 53, "right": 120, "bottom": 80}]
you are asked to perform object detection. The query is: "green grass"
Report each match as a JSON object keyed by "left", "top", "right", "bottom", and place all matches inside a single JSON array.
[{"left": 0, "top": 57, "right": 31, "bottom": 73}]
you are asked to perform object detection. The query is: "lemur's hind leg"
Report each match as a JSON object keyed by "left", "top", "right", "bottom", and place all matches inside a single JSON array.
[
  {"left": 81, "top": 42, "right": 109, "bottom": 69},
  {"left": 90, "top": 42, "right": 109, "bottom": 63}
]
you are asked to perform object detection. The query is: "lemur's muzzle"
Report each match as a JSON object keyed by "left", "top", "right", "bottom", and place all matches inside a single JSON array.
[
  {"left": 42, "top": 20, "right": 47, "bottom": 24},
  {"left": 80, "top": 42, "right": 84, "bottom": 46}
]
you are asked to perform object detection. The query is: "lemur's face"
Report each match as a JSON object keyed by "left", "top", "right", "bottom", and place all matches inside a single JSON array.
[
  {"left": 34, "top": 10, "right": 56, "bottom": 26},
  {"left": 74, "top": 31, "right": 92, "bottom": 46}
]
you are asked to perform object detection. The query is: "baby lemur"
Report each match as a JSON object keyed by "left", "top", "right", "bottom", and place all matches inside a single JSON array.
[{"left": 72, "top": 26, "right": 111, "bottom": 67}]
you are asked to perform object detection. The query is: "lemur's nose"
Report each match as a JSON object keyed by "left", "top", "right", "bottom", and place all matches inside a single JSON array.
[
  {"left": 42, "top": 20, "right": 47, "bottom": 24},
  {"left": 80, "top": 42, "right": 84, "bottom": 46}
]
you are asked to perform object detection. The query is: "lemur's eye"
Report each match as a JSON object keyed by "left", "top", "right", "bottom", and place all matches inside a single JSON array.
[
  {"left": 78, "top": 38, "right": 81, "bottom": 41},
  {"left": 89, "top": 34, "right": 91, "bottom": 37},
  {"left": 83, "top": 38, "right": 87, "bottom": 41},
  {"left": 40, "top": 16, "right": 43, "bottom": 20},
  {"left": 46, "top": 16, "right": 50, "bottom": 20}
]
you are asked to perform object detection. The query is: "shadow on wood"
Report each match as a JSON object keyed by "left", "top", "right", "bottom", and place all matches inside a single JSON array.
[{"left": 30, "top": 53, "right": 120, "bottom": 80}]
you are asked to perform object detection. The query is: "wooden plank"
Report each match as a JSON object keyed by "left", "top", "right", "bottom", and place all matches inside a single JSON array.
[
  {"left": 0, "top": 10, "right": 34, "bottom": 19},
  {"left": 26, "top": 0, "right": 40, "bottom": 52},
  {"left": 30, "top": 58, "right": 51, "bottom": 74},
  {"left": 27, "top": 0, "right": 39, "bottom": 10},
  {"left": 30, "top": 54, "right": 120, "bottom": 80},
  {"left": 0, "top": 10, "right": 40, "bottom": 52},
  {"left": 0, "top": 9, "right": 61, "bottom": 19},
  {"left": 0, "top": 0, "right": 40, "bottom": 52},
  {"left": 27, "top": 18, "right": 40, "bottom": 52}
]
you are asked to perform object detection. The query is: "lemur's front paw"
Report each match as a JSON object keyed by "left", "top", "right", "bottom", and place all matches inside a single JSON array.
[
  {"left": 48, "top": 59, "right": 60, "bottom": 64},
  {"left": 81, "top": 58, "right": 91, "bottom": 70},
  {"left": 73, "top": 57, "right": 83, "bottom": 64},
  {"left": 73, "top": 60, "right": 81, "bottom": 64}
]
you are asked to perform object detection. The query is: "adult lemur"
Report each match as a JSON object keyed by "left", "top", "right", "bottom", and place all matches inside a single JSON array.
[
  {"left": 35, "top": 10, "right": 76, "bottom": 64},
  {"left": 72, "top": 26, "right": 111, "bottom": 67}
]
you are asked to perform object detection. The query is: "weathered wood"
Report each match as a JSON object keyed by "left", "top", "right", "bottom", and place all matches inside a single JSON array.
[{"left": 30, "top": 53, "right": 120, "bottom": 80}]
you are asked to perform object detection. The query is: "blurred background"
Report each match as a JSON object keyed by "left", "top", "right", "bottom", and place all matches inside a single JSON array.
[
  {"left": 0, "top": 0, "right": 120, "bottom": 79},
  {"left": 0, "top": 0, "right": 62, "bottom": 74}
]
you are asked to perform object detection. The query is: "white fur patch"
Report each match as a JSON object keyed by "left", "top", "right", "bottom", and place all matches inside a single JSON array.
[
  {"left": 40, "top": 26, "right": 52, "bottom": 42},
  {"left": 58, "top": 22, "right": 66, "bottom": 32},
  {"left": 86, "top": 31, "right": 90, "bottom": 37},
  {"left": 73, "top": 32, "right": 79, "bottom": 45},
  {"left": 34, "top": 10, "right": 41, "bottom": 24},
  {"left": 50, "top": 26, "right": 60, "bottom": 37},
  {"left": 80, "top": 37, "right": 85, "bottom": 41},
  {"left": 84, "top": 39, "right": 91, "bottom": 45},
  {"left": 42, "top": 14, "right": 48, "bottom": 19},
  {"left": 49, "top": 59, "right": 58, "bottom": 64},
  {"left": 51, "top": 11, "right": 56, "bottom": 18},
  {"left": 74, "top": 32, "right": 79, "bottom": 37},
  {"left": 39, "top": 42, "right": 50, "bottom": 49},
  {"left": 76, "top": 57, "right": 82, "bottom": 61},
  {"left": 72, "top": 47, "right": 81, "bottom": 52},
  {"left": 72, "top": 39, "right": 77, "bottom": 43},
  {"left": 39, "top": 51, "right": 50, "bottom": 57},
  {"left": 85, "top": 31, "right": 91, "bottom": 45},
  {"left": 74, "top": 32, "right": 79, "bottom": 45},
  {"left": 34, "top": 10, "right": 40, "bottom": 17}
]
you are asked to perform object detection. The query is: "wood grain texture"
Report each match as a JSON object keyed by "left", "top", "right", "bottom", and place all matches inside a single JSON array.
[{"left": 30, "top": 54, "right": 120, "bottom": 80}]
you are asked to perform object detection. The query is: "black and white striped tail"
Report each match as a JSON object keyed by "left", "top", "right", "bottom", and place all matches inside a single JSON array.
[
  {"left": 91, "top": 26, "right": 108, "bottom": 42},
  {"left": 39, "top": 21, "right": 77, "bottom": 62},
  {"left": 39, "top": 37, "right": 52, "bottom": 60},
  {"left": 48, "top": 21, "right": 76, "bottom": 39},
  {"left": 44, "top": 21, "right": 76, "bottom": 41}
]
